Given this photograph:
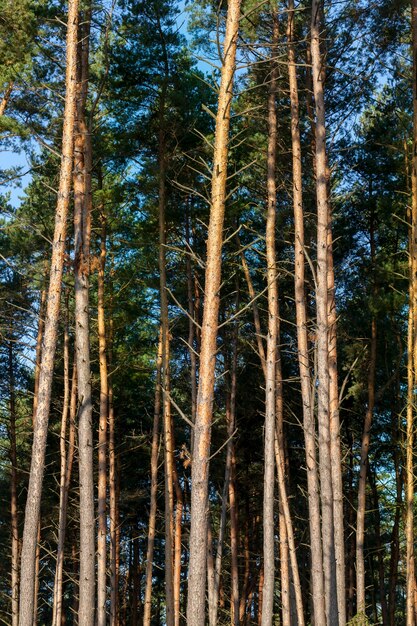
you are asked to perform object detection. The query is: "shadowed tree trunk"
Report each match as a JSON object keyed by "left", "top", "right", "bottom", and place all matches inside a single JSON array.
[
  {"left": 311, "top": 1, "right": 338, "bottom": 621},
  {"left": 144, "top": 330, "right": 163, "bottom": 626},
  {"left": 407, "top": 2, "right": 417, "bottom": 624},
  {"left": 52, "top": 329, "right": 77, "bottom": 626},
  {"left": 8, "top": 338, "right": 19, "bottom": 626},
  {"left": 288, "top": 1, "right": 326, "bottom": 623}
]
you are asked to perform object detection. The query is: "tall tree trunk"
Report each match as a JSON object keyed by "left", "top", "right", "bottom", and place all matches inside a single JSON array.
[
  {"left": 73, "top": 10, "right": 95, "bottom": 623},
  {"left": 311, "top": 1, "right": 338, "bottom": 622},
  {"left": 158, "top": 111, "right": 175, "bottom": 626},
  {"left": 186, "top": 0, "right": 241, "bottom": 622},
  {"left": 356, "top": 315, "right": 377, "bottom": 620},
  {"left": 109, "top": 312, "right": 119, "bottom": 626},
  {"left": 327, "top": 222, "right": 346, "bottom": 626},
  {"left": 52, "top": 307, "right": 69, "bottom": 625},
  {"left": 367, "top": 460, "right": 388, "bottom": 625},
  {"left": 97, "top": 211, "right": 108, "bottom": 626},
  {"left": 186, "top": 206, "right": 198, "bottom": 429},
  {"left": 143, "top": 330, "right": 163, "bottom": 626},
  {"left": 18, "top": 1, "right": 79, "bottom": 622},
  {"left": 207, "top": 314, "right": 239, "bottom": 626},
  {"left": 173, "top": 462, "right": 183, "bottom": 626},
  {"left": 288, "top": 1, "right": 326, "bottom": 623},
  {"left": 407, "top": 2, "right": 417, "bottom": 623},
  {"left": 8, "top": 339, "right": 19, "bottom": 626},
  {"left": 261, "top": 11, "right": 279, "bottom": 625},
  {"left": 275, "top": 351, "right": 305, "bottom": 626},
  {"left": 388, "top": 384, "right": 402, "bottom": 625}
]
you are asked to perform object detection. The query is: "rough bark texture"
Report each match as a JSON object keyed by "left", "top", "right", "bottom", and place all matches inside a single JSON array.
[
  {"left": 0, "top": 80, "right": 13, "bottom": 116},
  {"left": 288, "top": 1, "right": 326, "bottom": 623},
  {"left": 407, "top": 3, "right": 417, "bottom": 623},
  {"left": 8, "top": 340, "right": 19, "bottom": 626},
  {"left": 261, "top": 12, "right": 279, "bottom": 625},
  {"left": 17, "top": 1, "right": 78, "bottom": 622},
  {"left": 311, "top": 1, "right": 338, "bottom": 622},
  {"left": 97, "top": 215, "right": 108, "bottom": 626},
  {"left": 109, "top": 314, "right": 119, "bottom": 626},
  {"left": 52, "top": 339, "right": 77, "bottom": 626},
  {"left": 74, "top": 11, "right": 95, "bottom": 623},
  {"left": 275, "top": 356, "right": 305, "bottom": 626},
  {"left": 186, "top": 0, "right": 241, "bottom": 622},
  {"left": 355, "top": 316, "right": 377, "bottom": 619},
  {"left": 327, "top": 222, "right": 346, "bottom": 626},
  {"left": 143, "top": 331, "right": 163, "bottom": 626}
]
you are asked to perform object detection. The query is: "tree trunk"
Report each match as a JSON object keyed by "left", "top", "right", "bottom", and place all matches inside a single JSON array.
[
  {"left": 367, "top": 460, "right": 388, "bottom": 625},
  {"left": 356, "top": 315, "right": 377, "bottom": 619},
  {"left": 407, "top": 3, "right": 417, "bottom": 623},
  {"left": 0, "top": 80, "right": 13, "bottom": 115},
  {"left": 275, "top": 349, "right": 305, "bottom": 626},
  {"left": 8, "top": 339, "right": 19, "bottom": 626},
  {"left": 186, "top": 0, "right": 241, "bottom": 622},
  {"left": 311, "top": 1, "right": 338, "bottom": 622},
  {"left": 18, "top": 0, "right": 79, "bottom": 622},
  {"left": 109, "top": 313, "right": 119, "bottom": 626},
  {"left": 52, "top": 308, "right": 77, "bottom": 626},
  {"left": 261, "top": 11, "right": 279, "bottom": 626},
  {"left": 143, "top": 330, "right": 163, "bottom": 626},
  {"left": 327, "top": 222, "right": 346, "bottom": 626},
  {"left": 73, "top": 10, "right": 95, "bottom": 623},
  {"left": 288, "top": 1, "right": 326, "bottom": 623},
  {"left": 173, "top": 462, "right": 183, "bottom": 626},
  {"left": 158, "top": 116, "right": 175, "bottom": 625},
  {"left": 97, "top": 211, "right": 108, "bottom": 626}
]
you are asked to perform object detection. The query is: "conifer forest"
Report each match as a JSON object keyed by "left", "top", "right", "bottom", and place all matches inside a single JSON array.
[{"left": 3, "top": 0, "right": 417, "bottom": 624}]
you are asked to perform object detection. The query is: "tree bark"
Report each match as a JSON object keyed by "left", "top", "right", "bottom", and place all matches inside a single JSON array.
[
  {"left": 288, "top": 1, "right": 326, "bottom": 623},
  {"left": 327, "top": 222, "right": 346, "bottom": 626},
  {"left": 97, "top": 210, "right": 108, "bottom": 626},
  {"left": 0, "top": 80, "right": 13, "bottom": 116},
  {"left": 73, "top": 9, "right": 95, "bottom": 623},
  {"left": 53, "top": 331, "right": 77, "bottom": 626},
  {"left": 8, "top": 339, "right": 19, "bottom": 626},
  {"left": 355, "top": 315, "right": 377, "bottom": 620},
  {"left": 143, "top": 330, "right": 163, "bottom": 626},
  {"left": 407, "top": 2, "right": 417, "bottom": 623},
  {"left": 18, "top": 0, "right": 79, "bottom": 622},
  {"left": 261, "top": 11, "right": 279, "bottom": 626},
  {"left": 311, "top": 1, "right": 338, "bottom": 622},
  {"left": 186, "top": 0, "right": 241, "bottom": 622},
  {"left": 108, "top": 312, "right": 119, "bottom": 626}
]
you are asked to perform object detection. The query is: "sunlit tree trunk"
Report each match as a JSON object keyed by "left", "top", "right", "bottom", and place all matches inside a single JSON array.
[
  {"left": 261, "top": 11, "right": 279, "bottom": 625},
  {"left": 73, "top": 9, "right": 95, "bottom": 623},
  {"left": 0, "top": 80, "right": 13, "bottom": 115},
  {"left": 18, "top": 1, "right": 79, "bottom": 622},
  {"left": 186, "top": 0, "right": 241, "bottom": 622}
]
